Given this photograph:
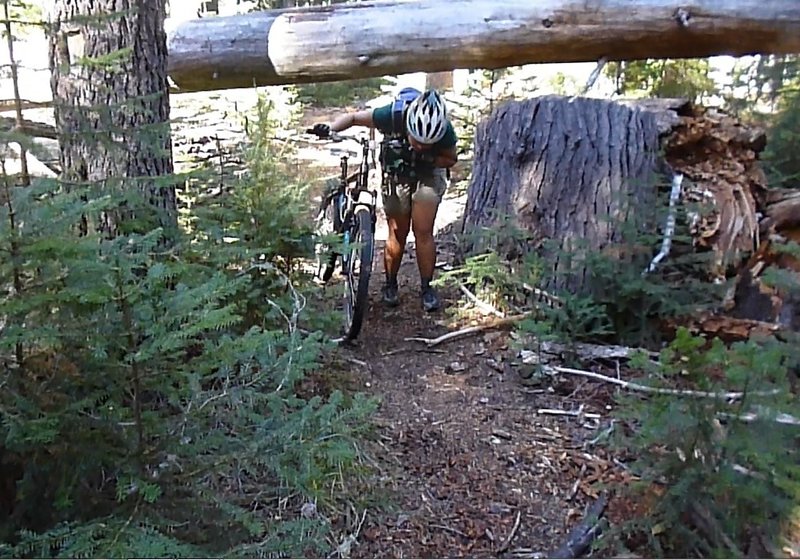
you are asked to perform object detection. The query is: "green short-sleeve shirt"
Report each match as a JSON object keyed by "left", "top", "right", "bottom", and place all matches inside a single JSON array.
[{"left": 372, "top": 103, "right": 457, "bottom": 152}]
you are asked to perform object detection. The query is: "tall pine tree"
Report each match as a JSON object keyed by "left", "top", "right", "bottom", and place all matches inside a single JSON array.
[{"left": 48, "top": 0, "right": 176, "bottom": 236}]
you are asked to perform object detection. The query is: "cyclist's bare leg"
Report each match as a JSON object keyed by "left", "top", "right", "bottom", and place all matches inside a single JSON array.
[
  {"left": 384, "top": 212, "right": 411, "bottom": 282},
  {"left": 410, "top": 198, "right": 439, "bottom": 284}
]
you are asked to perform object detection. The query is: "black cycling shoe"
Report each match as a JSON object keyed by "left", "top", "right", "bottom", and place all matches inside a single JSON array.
[
  {"left": 382, "top": 282, "right": 400, "bottom": 307},
  {"left": 421, "top": 286, "right": 441, "bottom": 312}
]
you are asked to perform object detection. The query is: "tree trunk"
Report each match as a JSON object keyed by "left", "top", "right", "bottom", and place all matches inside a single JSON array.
[
  {"left": 49, "top": 0, "right": 176, "bottom": 236},
  {"left": 166, "top": 0, "right": 800, "bottom": 93},
  {"left": 462, "top": 95, "right": 664, "bottom": 294},
  {"left": 426, "top": 71, "right": 454, "bottom": 92},
  {"left": 463, "top": 95, "right": 796, "bottom": 337}
]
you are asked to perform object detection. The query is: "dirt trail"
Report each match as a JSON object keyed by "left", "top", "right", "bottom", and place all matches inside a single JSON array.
[
  {"left": 328, "top": 231, "right": 621, "bottom": 558},
  {"left": 293, "top": 107, "right": 624, "bottom": 558},
  {"left": 172, "top": 99, "right": 626, "bottom": 557}
]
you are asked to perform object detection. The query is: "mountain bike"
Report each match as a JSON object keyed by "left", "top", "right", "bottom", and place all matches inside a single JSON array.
[{"left": 308, "top": 129, "right": 378, "bottom": 341}]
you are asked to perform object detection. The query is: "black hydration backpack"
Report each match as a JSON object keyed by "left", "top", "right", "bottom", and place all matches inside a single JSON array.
[
  {"left": 381, "top": 87, "right": 424, "bottom": 183},
  {"left": 390, "top": 87, "right": 421, "bottom": 136}
]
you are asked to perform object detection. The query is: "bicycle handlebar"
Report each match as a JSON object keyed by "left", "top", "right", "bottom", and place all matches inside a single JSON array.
[{"left": 305, "top": 128, "right": 371, "bottom": 144}]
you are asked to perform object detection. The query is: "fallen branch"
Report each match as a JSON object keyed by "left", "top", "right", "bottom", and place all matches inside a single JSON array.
[
  {"left": 331, "top": 508, "right": 367, "bottom": 558},
  {"left": 0, "top": 116, "right": 58, "bottom": 139},
  {"left": 380, "top": 348, "right": 407, "bottom": 357},
  {"left": 569, "top": 464, "right": 588, "bottom": 501},
  {"left": 521, "top": 341, "right": 658, "bottom": 363},
  {"left": 730, "top": 462, "right": 768, "bottom": 481},
  {"left": 583, "top": 420, "right": 617, "bottom": 449},
  {"left": 405, "top": 312, "right": 533, "bottom": 348},
  {"left": 549, "top": 365, "right": 780, "bottom": 401},
  {"left": 431, "top": 524, "right": 469, "bottom": 538},
  {"left": 548, "top": 494, "right": 608, "bottom": 559},
  {"left": 459, "top": 283, "right": 504, "bottom": 317},
  {"left": 0, "top": 98, "right": 52, "bottom": 112},
  {"left": 522, "top": 282, "right": 563, "bottom": 308},
  {"left": 718, "top": 410, "right": 800, "bottom": 427},
  {"left": 497, "top": 510, "right": 522, "bottom": 554},
  {"left": 537, "top": 408, "right": 602, "bottom": 420},
  {"left": 345, "top": 356, "right": 369, "bottom": 369}
]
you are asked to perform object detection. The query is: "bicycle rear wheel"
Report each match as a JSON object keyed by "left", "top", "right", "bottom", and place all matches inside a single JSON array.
[
  {"left": 342, "top": 206, "right": 374, "bottom": 340},
  {"left": 317, "top": 191, "right": 344, "bottom": 283}
]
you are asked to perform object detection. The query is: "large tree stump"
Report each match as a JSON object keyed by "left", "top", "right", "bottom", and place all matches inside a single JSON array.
[
  {"left": 462, "top": 95, "right": 664, "bottom": 293},
  {"left": 662, "top": 103, "right": 765, "bottom": 277}
]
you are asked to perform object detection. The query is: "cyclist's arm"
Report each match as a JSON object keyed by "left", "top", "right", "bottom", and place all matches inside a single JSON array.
[{"left": 330, "top": 110, "right": 374, "bottom": 133}]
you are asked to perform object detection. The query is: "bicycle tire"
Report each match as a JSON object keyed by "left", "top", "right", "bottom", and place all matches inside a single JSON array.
[
  {"left": 319, "top": 193, "right": 344, "bottom": 283},
  {"left": 342, "top": 206, "right": 374, "bottom": 341}
]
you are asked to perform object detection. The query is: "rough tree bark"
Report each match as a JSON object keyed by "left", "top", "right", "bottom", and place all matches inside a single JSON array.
[
  {"left": 464, "top": 94, "right": 798, "bottom": 335},
  {"left": 49, "top": 0, "right": 176, "bottom": 236},
  {"left": 462, "top": 95, "right": 664, "bottom": 294},
  {"left": 165, "top": 0, "right": 800, "bottom": 92},
  {"left": 426, "top": 71, "right": 454, "bottom": 92}
]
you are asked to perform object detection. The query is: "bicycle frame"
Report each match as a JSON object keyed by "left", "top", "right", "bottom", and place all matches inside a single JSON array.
[
  {"left": 322, "top": 133, "right": 378, "bottom": 236},
  {"left": 311, "top": 131, "right": 380, "bottom": 340},
  {"left": 339, "top": 134, "right": 378, "bottom": 231}
]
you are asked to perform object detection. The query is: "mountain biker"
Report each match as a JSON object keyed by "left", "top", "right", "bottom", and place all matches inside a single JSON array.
[{"left": 309, "top": 88, "right": 457, "bottom": 312}]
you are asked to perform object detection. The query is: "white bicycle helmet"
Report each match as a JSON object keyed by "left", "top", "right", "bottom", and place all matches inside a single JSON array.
[{"left": 406, "top": 89, "right": 448, "bottom": 144}]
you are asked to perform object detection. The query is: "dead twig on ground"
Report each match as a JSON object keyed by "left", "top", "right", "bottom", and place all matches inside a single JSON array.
[
  {"left": 497, "top": 510, "right": 522, "bottom": 554},
  {"left": 508, "top": 548, "right": 546, "bottom": 559},
  {"left": 584, "top": 420, "right": 617, "bottom": 450},
  {"left": 550, "top": 365, "right": 780, "bottom": 401},
  {"left": 344, "top": 356, "right": 369, "bottom": 369},
  {"left": 548, "top": 494, "right": 608, "bottom": 559},
  {"left": 522, "top": 282, "right": 563, "bottom": 308},
  {"left": 330, "top": 508, "right": 367, "bottom": 558},
  {"left": 730, "top": 462, "right": 768, "bottom": 480},
  {"left": 405, "top": 312, "right": 533, "bottom": 348},
  {"left": 718, "top": 410, "right": 800, "bottom": 427},
  {"left": 431, "top": 524, "right": 469, "bottom": 538},
  {"left": 537, "top": 407, "right": 602, "bottom": 420},
  {"left": 381, "top": 347, "right": 408, "bottom": 357},
  {"left": 568, "top": 464, "right": 587, "bottom": 502},
  {"left": 459, "top": 283, "right": 505, "bottom": 317}
]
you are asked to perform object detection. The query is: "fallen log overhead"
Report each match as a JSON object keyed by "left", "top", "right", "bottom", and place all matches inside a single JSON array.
[{"left": 166, "top": 0, "right": 800, "bottom": 92}]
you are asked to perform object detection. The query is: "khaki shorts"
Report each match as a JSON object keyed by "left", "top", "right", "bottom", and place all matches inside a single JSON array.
[{"left": 382, "top": 168, "right": 448, "bottom": 217}]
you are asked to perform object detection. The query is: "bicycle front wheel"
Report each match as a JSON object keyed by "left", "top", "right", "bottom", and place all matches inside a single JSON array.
[{"left": 342, "top": 206, "right": 374, "bottom": 341}]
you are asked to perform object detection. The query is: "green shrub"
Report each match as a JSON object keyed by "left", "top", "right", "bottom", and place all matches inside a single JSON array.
[
  {"left": 0, "top": 93, "right": 376, "bottom": 557},
  {"left": 442, "top": 183, "right": 722, "bottom": 350},
  {"left": 762, "top": 87, "right": 800, "bottom": 189},
  {"left": 608, "top": 328, "right": 800, "bottom": 558}
]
